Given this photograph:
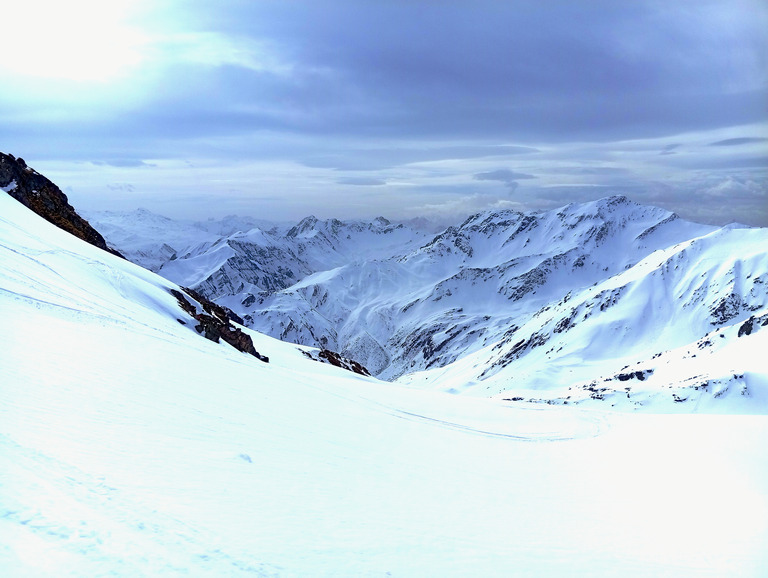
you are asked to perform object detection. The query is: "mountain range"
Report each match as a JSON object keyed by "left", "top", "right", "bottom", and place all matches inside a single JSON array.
[
  {"left": 88, "top": 196, "right": 768, "bottom": 410},
  {"left": 2, "top": 153, "right": 767, "bottom": 575}
]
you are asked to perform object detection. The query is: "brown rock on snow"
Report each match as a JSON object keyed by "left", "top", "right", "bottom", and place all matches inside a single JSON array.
[
  {"left": 171, "top": 287, "right": 269, "bottom": 363},
  {"left": 1, "top": 152, "right": 123, "bottom": 257}
]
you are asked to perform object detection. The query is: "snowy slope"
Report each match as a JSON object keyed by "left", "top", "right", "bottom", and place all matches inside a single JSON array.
[
  {"left": 159, "top": 214, "right": 427, "bottom": 301},
  {"left": 90, "top": 197, "right": 767, "bottom": 408},
  {"left": 3, "top": 187, "right": 768, "bottom": 576},
  {"left": 395, "top": 223, "right": 768, "bottom": 395},
  {"left": 83, "top": 208, "right": 220, "bottom": 272},
  {"left": 246, "top": 197, "right": 727, "bottom": 378}
]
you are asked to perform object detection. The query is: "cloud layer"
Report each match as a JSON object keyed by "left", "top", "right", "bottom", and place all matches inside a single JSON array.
[{"left": 2, "top": 0, "right": 766, "bottom": 225}]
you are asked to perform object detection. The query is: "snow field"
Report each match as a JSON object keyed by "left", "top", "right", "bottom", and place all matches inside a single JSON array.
[{"left": 2, "top": 193, "right": 767, "bottom": 576}]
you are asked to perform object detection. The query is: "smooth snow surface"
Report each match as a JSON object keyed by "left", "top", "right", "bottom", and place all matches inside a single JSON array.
[{"left": 2, "top": 193, "right": 767, "bottom": 576}]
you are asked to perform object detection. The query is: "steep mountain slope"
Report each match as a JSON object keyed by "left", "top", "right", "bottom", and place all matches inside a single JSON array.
[
  {"left": 1, "top": 152, "right": 120, "bottom": 256},
  {"left": 2, "top": 168, "right": 767, "bottom": 577},
  {"left": 91, "top": 196, "right": 766, "bottom": 403},
  {"left": 83, "top": 192, "right": 768, "bottom": 412},
  {"left": 82, "top": 208, "right": 216, "bottom": 272},
  {"left": 246, "top": 197, "right": 724, "bottom": 377},
  {"left": 159, "top": 214, "right": 427, "bottom": 301},
  {"left": 399, "top": 224, "right": 768, "bottom": 406}
]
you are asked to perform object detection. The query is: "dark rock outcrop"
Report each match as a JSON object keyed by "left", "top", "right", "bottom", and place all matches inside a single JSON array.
[
  {"left": 302, "top": 349, "right": 371, "bottom": 376},
  {"left": 170, "top": 289, "right": 197, "bottom": 317},
  {"left": 0, "top": 152, "right": 122, "bottom": 257},
  {"left": 170, "top": 287, "right": 268, "bottom": 362},
  {"left": 182, "top": 286, "right": 245, "bottom": 325},
  {"left": 318, "top": 349, "right": 371, "bottom": 376},
  {"left": 738, "top": 316, "right": 755, "bottom": 337}
]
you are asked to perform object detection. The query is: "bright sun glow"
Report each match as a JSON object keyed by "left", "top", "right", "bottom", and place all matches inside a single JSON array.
[{"left": 2, "top": 0, "right": 148, "bottom": 82}]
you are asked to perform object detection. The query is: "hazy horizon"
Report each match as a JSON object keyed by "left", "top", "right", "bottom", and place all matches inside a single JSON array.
[{"left": 3, "top": 0, "right": 767, "bottom": 226}]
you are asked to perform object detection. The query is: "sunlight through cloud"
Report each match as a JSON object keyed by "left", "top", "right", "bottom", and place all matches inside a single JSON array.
[{"left": 1, "top": 0, "right": 148, "bottom": 82}]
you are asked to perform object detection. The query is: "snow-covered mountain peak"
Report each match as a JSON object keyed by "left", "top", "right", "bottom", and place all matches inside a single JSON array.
[
  {"left": 286, "top": 215, "right": 320, "bottom": 238},
  {"left": 83, "top": 193, "right": 765, "bottom": 402}
]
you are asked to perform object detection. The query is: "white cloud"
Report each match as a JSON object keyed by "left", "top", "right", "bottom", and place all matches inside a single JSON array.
[{"left": 0, "top": 0, "right": 148, "bottom": 82}]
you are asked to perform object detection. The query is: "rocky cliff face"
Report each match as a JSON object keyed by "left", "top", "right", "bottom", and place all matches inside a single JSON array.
[{"left": 0, "top": 152, "right": 121, "bottom": 257}]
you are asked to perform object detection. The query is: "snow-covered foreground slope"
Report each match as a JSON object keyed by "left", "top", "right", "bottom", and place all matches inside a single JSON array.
[{"left": 2, "top": 193, "right": 768, "bottom": 576}]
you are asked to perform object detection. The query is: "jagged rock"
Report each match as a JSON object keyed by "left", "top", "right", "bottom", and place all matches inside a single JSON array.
[
  {"left": 302, "top": 349, "right": 371, "bottom": 376},
  {"left": 170, "top": 289, "right": 197, "bottom": 317},
  {"left": 710, "top": 293, "right": 743, "bottom": 325},
  {"left": 0, "top": 152, "right": 122, "bottom": 257},
  {"left": 170, "top": 287, "right": 268, "bottom": 362},
  {"left": 738, "top": 317, "right": 755, "bottom": 337},
  {"left": 615, "top": 369, "right": 654, "bottom": 382},
  {"left": 195, "top": 313, "right": 223, "bottom": 342},
  {"left": 182, "top": 286, "right": 244, "bottom": 325}
]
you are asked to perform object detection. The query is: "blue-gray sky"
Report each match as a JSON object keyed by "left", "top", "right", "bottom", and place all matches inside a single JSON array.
[{"left": 2, "top": 0, "right": 767, "bottom": 225}]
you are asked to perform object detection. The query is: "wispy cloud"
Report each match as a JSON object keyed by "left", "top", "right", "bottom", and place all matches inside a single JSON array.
[
  {"left": 474, "top": 169, "right": 536, "bottom": 192},
  {"left": 337, "top": 177, "right": 387, "bottom": 186},
  {"left": 659, "top": 143, "right": 681, "bottom": 155},
  {"left": 708, "top": 137, "right": 768, "bottom": 147}
]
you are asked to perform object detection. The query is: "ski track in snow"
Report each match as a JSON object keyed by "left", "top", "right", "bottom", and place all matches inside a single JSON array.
[{"left": 356, "top": 397, "right": 608, "bottom": 442}]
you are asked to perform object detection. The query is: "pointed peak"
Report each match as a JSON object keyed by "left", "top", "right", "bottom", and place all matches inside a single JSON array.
[{"left": 286, "top": 215, "right": 320, "bottom": 238}]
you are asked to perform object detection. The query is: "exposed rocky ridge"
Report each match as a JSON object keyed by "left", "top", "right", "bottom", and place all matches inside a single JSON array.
[
  {"left": 0, "top": 152, "right": 122, "bottom": 257},
  {"left": 301, "top": 348, "right": 372, "bottom": 376},
  {"left": 170, "top": 287, "right": 268, "bottom": 362},
  {"left": 157, "top": 214, "right": 427, "bottom": 305}
]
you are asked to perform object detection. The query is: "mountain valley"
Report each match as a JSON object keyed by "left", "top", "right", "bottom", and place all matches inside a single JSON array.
[
  {"left": 88, "top": 196, "right": 768, "bottom": 408},
  {"left": 2, "top": 154, "right": 767, "bottom": 576}
]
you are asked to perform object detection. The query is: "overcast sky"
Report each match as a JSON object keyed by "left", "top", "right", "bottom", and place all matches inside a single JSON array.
[{"left": 2, "top": 0, "right": 767, "bottom": 226}]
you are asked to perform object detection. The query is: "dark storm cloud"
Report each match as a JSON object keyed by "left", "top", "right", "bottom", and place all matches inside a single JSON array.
[
  {"left": 708, "top": 137, "right": 768, "bottom": 147},
  {"left": 12, "top": 0, "right": 761, "bottom": 160},
  {"left": 7, "top": 0, "right": 767, "bottom": 162}
]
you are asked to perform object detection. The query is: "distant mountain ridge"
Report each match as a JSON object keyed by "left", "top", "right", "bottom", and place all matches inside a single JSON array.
[
  {"left": 87, "top": 195, "right": 768, "bottom": 407},
  {"left": 2, "top": 154, "right": 766, "bottom": 409}
]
